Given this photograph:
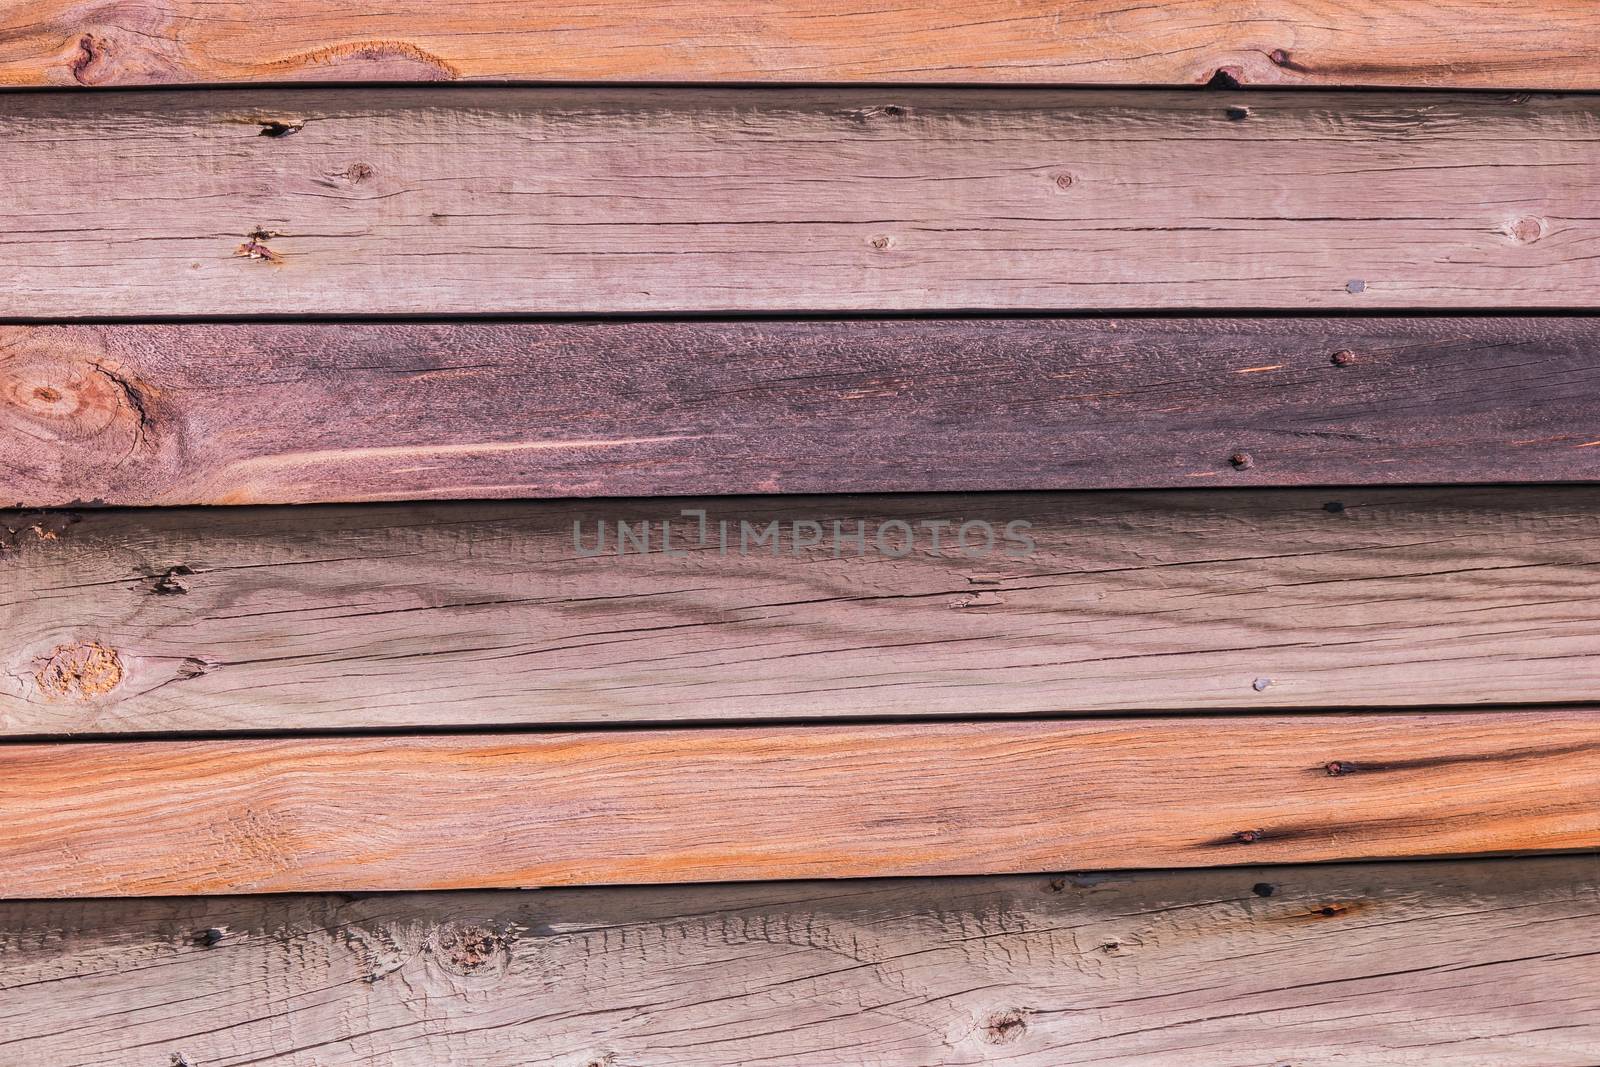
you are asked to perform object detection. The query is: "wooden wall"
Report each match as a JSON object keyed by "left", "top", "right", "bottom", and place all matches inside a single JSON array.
[{"left": 1, "top": 1, "right": 1598, "bottom": 1062}]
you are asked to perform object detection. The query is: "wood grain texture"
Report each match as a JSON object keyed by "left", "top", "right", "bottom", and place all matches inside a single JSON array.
[
  {"left": 4, "top": 858, "right": 1598, "bottom": 1065},
  {"left": 2, "top": 89, "right": 1595, "bottom": 316},
  {"left": 3, "top": 714, "right": 1598, "bottom": 895},
  {"left": 5, "top": 0, "right": 1600, "bottom": 89},
  {"left": 9, "top": 318, "right": 1600, "bottom": 507},
  {"left": 8, "top": 488, "right": 1600, "bottom": 734}
]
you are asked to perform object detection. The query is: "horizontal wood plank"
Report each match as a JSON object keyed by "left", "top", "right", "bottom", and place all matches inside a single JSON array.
[
  {"left": 4, "top": 857, "right": 1598, "bottom": 1064},
  {"left": 2, "top": 89, "right": 1594, "bottom": 316},
  {"left": 7, "top": 488, "right": 1600, "bottom": 733},
  {"left": 3, "top": 714, "right": 1598, "bottom": 895},
  {"left": 8, "top": 318, "right": 1600, "bottom": 507},
  {"left": 6, "top": 0, "right": 1600, "bottom": 89}
]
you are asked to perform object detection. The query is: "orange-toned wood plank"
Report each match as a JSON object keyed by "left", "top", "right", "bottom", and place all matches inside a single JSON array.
[
  {"left": 4, "top": 0, "right": 1598, "bottom": 88},
  {"left": 3, "top": 713, "right": 1596, "bottom": 896}
]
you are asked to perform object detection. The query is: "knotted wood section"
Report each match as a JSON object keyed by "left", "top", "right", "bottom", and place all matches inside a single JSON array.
[{"left": 4, "top": 0, "right": 1598, "bottom": 88}]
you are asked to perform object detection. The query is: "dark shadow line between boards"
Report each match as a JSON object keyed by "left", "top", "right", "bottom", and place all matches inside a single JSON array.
[
  {"left": 4, "top": 699, "right": 1600, "bottom": 746},
  {"left": 0, "top": 77, "right": 1598, "bottom": 96},
  {"left": 3, "top": 308, "right": 1600, "bottom": 326},
  {"left": 2, "top": 849, "right": 1597, "bottom": 906}
]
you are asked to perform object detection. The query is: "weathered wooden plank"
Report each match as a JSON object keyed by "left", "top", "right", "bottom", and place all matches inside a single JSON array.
[
  {"left": 8, "top": 318, "right": 1600, "bottom": 507},
  {"left": 6, "top": 488, "right": 1600, "bottom": 734},
  {"left": 6, "top": 0, "right": 1600, "bottom": 90},
  {"left": 3, "top": 714, "right": 1598, "bottom": 895},
  {"left": 2, "top": 89, "right": 1594, "bottom": 316},
  {"left": 4, "top": 857, "right": 1597, "bottom": 1066}
]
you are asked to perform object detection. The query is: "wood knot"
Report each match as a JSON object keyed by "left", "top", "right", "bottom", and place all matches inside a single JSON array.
[
  {"left": 980, "top": 1008, "right": 1030, "bottom": 1045},
  {"left": 236, "top": 228, "right": 286, "bottom": 265},
  {"left": 1053, "top": 172, "right": 1075, "bottom": 190},
  {"left": 1232, "top": 828, "right": 1264, "bottom": 844},
  {"left": 1330, "top": 349, "right": 1356, "bottom": 366},
  {"left": 2, "top": 351, "right": 154, "bottom": 450},
  {"left": 1229, "top": 451, "right": 1254, "bottom": 470},
  {"left": 36, "top": 642, "right": 124, "bottom": 701},
  {"left": 1345, "top": 279, "right": 1366, "bottom": 294},
  {"left": 70, "top": 33, "right": 110, "bottom": 85},
  {"left": 1506, "top": 216, "right": 1546, "bottom": 244},
  {"left": 431, "top": 921, "right": 515, "bottom": 977},
  {"left": 849, "top": 104, "right": 910, "bottom": 123},
  {"left": 869, "top": 234, "right": 894, "bottom": 250},
  {"left": 1324, "top": 759, "right": 1358, "bottom": 776},
  {"left": 152, "top": 564, "right": 193, "bottom": 595},
  {"left": 258, "top": 119, "right": 303, "bottom": 138}
]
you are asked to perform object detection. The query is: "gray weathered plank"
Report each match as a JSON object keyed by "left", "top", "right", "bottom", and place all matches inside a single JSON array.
[
  {"left": 6, "top": 488, "right": 1600, "bottom": 733},
  {"left": 2, "top": 857, "right": 1597, "bottom": 1064},
  {"left": 2, "top": 89, "right": 1595, "bottom": 316},
  {"left": 8, "top": 318, "right": 1600, "bottom": 507}
]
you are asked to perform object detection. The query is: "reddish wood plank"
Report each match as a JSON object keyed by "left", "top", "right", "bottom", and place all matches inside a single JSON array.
[
  {"left": 3, "top": 713, "right": 1597, "bottom": 896},
  {"left": 6, "top": 318, "right": 1600, "bottom": 507},
  {"left": 4, "top": 0, "right": 1598, "bottom": 89},
  {"left": 2, "top": 89, "right": 1594, "bottom": 316}
]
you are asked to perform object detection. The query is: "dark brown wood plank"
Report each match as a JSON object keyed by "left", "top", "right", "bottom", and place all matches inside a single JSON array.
[
  {"left": 7, "top": 318, "right": 1600, "bottom": 507},
  {"left": 8, "top": 0, "right": 1600, "bottom": 89},
  {"left": 2, "top": 714, "right": 1597, "bottom": 895},
  {"left": 2, "top": 89, "right": 1594, "bottom": 316},
  {"left": 4, "top": 857, "right": 1598, "bottom": 1065},
  {"left": 8, "top": 488, "right": 1600, "bottom": 734}
]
